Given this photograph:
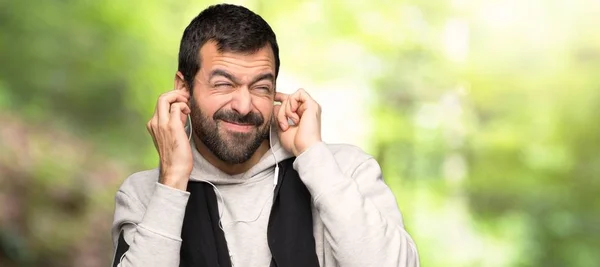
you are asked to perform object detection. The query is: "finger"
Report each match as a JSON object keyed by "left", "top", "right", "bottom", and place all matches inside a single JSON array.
[
  {"left": 290, "top": 88, "right": 313, "bottom": 106},
  {"left": 285, "top": 89, "right": 307, "bottom": 116},
  {"left": 159, "top": 100, "right": 188, "bottom": 128},
  {"left": 277, "top": 99, "right": 289, "bottom": 131},
  {"left": 147, "top": 117, "right": 159, "bottom": 150},
  {"left": 274, "top": 92, "right": 289, "bottom": 103},
  {"left": 158, "top": 92, "right": 190, "bottom": 126},
  {"left": 173, "top": 89, "right": 191, "bottom": 98},
  {"left": 289, "top": 93, "right": 299, "bottom": 113},
  {"left": 273, "top": 103, "right": 282, "bottom": 119},
  {"left": 157, "top": 90, "right": 190, "bottom": 108},
  {"left": 148, "top": 115, "right": 159, "bottom": 134},
  {"left": 296, "top": 101, "right": 311, "bottom": 118},
  {"left": 293, "top": 89, "right": 320, "bottom": 115},
  {"left": 158, "top": 92, "right": 188, "bottom": 118},
  {"left": 182, "top": 103, "right": 191, "bottom": 125},
  {"left": 170, "top": 102, "right": 190, "bottom": 129},
  {"left": 169, "top": 103, "right": 187, "bottom": 134},
  {"left": 181, "top": 103, "right": 191, "bottom": 129},
  {"left": 178, "top": 102, "right": 191, "bottom": 115},
  {"left": 285, "top": 97, "right": 299, "bottom": 124}
]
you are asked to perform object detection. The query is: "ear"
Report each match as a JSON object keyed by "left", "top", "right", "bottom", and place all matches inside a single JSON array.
[{"left": 174, "top": 71, "right": 189, "bottom": 93}]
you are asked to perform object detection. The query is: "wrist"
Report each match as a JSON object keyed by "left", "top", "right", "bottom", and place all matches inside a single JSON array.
[
  {"left": 296, "top": 138, "right": 322, "bottom": 156},
  {"left": 159, "top": 174, "right": 189, "bottom": 191}
]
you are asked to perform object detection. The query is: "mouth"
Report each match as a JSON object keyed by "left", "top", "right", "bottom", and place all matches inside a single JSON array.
[{"left": 220, "top": 120, "right": 256, "bottom": 133}]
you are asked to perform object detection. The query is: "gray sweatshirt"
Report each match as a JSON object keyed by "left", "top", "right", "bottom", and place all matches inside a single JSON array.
[{"left": 111, "top": 132, "right": 419, "bottom": 267}]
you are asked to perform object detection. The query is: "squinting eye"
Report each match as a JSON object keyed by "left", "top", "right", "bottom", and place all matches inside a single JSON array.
[
  {"left": 255, "top": 86, "right": 271, "bottom": 92},
  {"left": 215, "top": 83, "right": 233, "bottom": 88}
]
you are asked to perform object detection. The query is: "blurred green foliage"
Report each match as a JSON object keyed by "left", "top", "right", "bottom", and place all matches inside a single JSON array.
[{"left": 1, "top": 0, "right": 599, "bottom": 266}]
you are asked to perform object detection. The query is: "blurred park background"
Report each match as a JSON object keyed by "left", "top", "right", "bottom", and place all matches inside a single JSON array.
[{"left": 1, "top": 0, "right": 599, "bottom": 266}]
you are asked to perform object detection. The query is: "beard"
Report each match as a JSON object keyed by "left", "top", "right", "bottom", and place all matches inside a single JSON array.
[{"left": 189, "top": 101, "right": 270, "bottom": 164}]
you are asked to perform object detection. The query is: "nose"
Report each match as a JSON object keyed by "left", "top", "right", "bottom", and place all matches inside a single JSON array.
[{"left": 230, "top": 86, "right": 252, "bottom": 116}]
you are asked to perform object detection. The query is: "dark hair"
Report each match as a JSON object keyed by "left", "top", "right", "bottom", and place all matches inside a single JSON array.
[{"left": 177, "top": 4, "right": 280, "bottom": 91}]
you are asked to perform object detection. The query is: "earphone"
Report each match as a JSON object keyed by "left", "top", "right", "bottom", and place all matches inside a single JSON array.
[
  {"left": 269, "top": 122, "right": 280, "bottom": 187},
  {"left": 187, "top": 114, "right": 193, "bottom": 142}
]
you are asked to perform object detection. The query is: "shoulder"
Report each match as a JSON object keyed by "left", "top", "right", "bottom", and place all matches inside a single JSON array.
[{"left": 116, "top": 168, "right": 160, "bottom": 209}]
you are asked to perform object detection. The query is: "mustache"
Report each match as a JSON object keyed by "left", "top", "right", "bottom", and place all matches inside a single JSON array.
[{"left": 213, "top": 109, "right": 264, "bottom": 126}]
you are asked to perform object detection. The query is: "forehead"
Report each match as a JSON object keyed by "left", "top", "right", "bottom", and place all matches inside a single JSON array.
[{"left": 198, "top": 41, "right": 275, "bottom": 76}]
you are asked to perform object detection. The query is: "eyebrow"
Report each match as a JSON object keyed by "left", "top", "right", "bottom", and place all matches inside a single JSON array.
[
  {"left": 209, "top": 69, "right": 240, "bottom": 84},
  {"left": 249, "top": 73, "right": 275, "bottom": 86},
  {"left": 209, "top": 69, "right": 275, "bottom": 87}
]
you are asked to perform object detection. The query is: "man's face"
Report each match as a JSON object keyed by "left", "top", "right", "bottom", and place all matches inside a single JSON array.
[{"left": 189, "top": 41, "right": 276, "bottom": 164}]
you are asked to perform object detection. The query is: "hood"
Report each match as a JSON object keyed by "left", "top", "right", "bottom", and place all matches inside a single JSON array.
[{"left": 188, "top": 125, "right": 293, "bottom": 185}]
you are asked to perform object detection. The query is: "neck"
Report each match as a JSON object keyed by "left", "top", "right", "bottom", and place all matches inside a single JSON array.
[{"left": 192, "top": 135, "right": 270, "bottom": 175}]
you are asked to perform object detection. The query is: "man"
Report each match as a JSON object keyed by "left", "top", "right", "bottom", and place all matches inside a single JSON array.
[{"left": 111, "top": 3, "right": 418, "bottom": 267}]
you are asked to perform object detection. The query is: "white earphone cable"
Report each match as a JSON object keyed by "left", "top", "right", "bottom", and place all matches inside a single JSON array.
[
  {"left": 187, "top": 114, "right": 192, "bottom": 142},
  {"left": 185, "top": 115, "right": 278, "bottom": 230}
]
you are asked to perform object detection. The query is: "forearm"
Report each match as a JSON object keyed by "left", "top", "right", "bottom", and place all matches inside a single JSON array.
[{"left": 113, "top": 183, "right": 189, "bottom": 267}]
